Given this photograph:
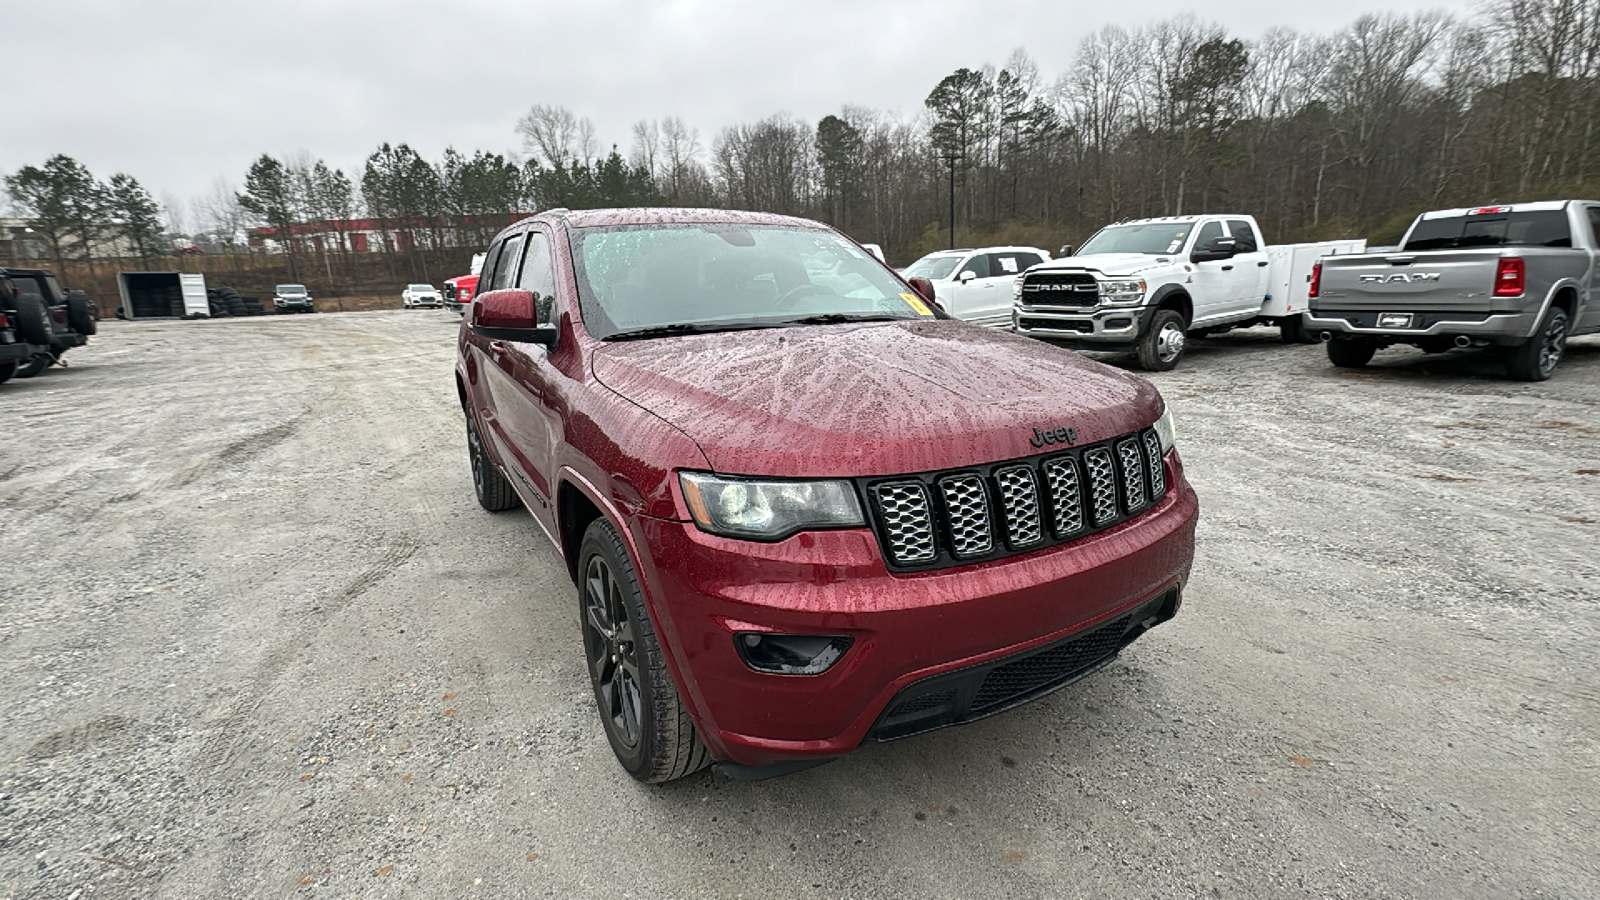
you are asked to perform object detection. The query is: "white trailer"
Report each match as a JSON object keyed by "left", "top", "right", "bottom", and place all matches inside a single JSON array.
[
  {"left": 1261, "top": 240, "right": 1367, "bottom": 319},
  {"left": 117, "top": 271, "right": 210, "bottom": 318}
]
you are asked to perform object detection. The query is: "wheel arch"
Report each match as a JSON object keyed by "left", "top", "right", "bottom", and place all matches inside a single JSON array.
[{"left": 1149, "top": 284, "right": 1192, "bottom": 325}]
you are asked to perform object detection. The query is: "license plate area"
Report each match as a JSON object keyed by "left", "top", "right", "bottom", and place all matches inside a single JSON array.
[{"left": 1377, "top": 312, "right": 1414, "bottom": 328}]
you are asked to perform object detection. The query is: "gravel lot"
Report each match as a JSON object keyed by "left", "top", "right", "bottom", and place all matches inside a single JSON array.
[{"left": 2, "top": 311, "right": 1596, "bottom": 899}]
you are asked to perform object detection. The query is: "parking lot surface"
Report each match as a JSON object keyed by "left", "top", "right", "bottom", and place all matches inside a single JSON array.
[{"left": 2, "top": 311, "right": 1597, "bottom": 899}]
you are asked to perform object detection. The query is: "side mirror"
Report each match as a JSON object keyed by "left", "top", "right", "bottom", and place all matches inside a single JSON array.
[
  {"left": 472, "top": 288, "right": 557, "bottom": 348},
  {"left": 1058, "top": 244, "right": 1073, "bottom": 258},
  {"left": 907, "top": 277, "right": 944, "bottom": 314},
  {"left": 958, "top": 270, "right": 978, "bottom": 283},
  {"left": 1190, "top": 238, "right": 1238, "bottom": 263}
]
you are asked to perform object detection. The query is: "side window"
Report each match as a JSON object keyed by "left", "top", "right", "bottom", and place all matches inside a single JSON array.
[
  {"left": 1226, "top": 220, "right": 1260, "bottom": 252},
  {"left": 517, "top": 231, "right": 558, "bottom": 326},
  {"left": 1013, "top": 252, "right": 1044, "bottom": 270},
  {"left": 959, "top": 254, "right": 991, "bottom": 279},
  {"left": 1585, "top": 206, "right": 1600, "bottom": 246},
  {"left": 491, "top": 234, "right": 524, "bottom": 290},
  {"left": 989, "top": 253, "right": 1027, "bottom": 277},
  {"left": 1194, "top": 220, "right": 1225, "bottom": 252},
  {"left": 478, "top": 242, "right": 505, "bottom": 293}
]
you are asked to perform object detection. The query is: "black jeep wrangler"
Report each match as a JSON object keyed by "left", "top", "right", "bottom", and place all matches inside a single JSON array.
[{"left": 0, "top": 268, "right": 96, "bottom": 380}]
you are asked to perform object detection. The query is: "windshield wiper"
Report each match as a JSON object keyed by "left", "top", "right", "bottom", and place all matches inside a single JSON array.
[
  {"left": 775, "top": 313, "right": 908, "bottom": 326},
  {"left": 603, "top": 321, "right": 784, "bottom": 341}
]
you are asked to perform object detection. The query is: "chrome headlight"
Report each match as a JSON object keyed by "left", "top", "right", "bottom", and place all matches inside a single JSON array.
[
  {"left": 1099, "top": 279, "right": 1146, "bottom": 306},
  {"left": 679, "top": 473, "right": 864, "bottom": 541},
  {"left": 1013, "top": 274, "right": 1024, "bottom": 299},
  {"left": 1153, "top": 405, "right": 1177, "bottom": 453}
]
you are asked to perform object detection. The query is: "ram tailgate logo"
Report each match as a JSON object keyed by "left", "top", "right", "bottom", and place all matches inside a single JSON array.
[{"left": 1359, "top": 273, "right": 1441, "bottom": 284}]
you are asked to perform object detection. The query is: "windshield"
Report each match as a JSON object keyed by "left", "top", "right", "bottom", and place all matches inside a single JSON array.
[
  {"left": 1403, "top": 210, "right": 1572, "bottom": 251},
  {"left": 902, "top": 254, "right": 962, "bottom": 280},
  {"left": 277, "top": 284, "right": 306, "bottom": 293},
  {"left": 569, "top": 223, "right": 933, "bottom": 340},
  {"left": 408, "top": 284, "right": 433, "bottom": 291},
  {"left": 1077, "top": 223, "right": 1196, "bottom": 256}
]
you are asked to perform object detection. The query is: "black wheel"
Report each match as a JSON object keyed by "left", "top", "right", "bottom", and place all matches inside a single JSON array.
[
  {"left": 1327, "top": 338, "right": 1377, "bottom": 368},
  {"left": 17, "top": 353, "right": 52, "bottom": 378},
  {"left": 1138, "top": 308, "right": 1188, "bottom": 371},
  {"left": 66, "top": 291, "right": 97, "bottom": 335},
  {"left": 578, "top": 519, "right": 711, "bottom": 783},
  {"left": 0, "top": 360, "right": 15, "bottom": 384},
  {"left": 1279, "top": 315, "right": 1316, "bottom": 344},
  {"left": 1504, "top": 307, "right": 1568, "bottom": 382},
  {"left": 11, "top": 294, "right": 53, "bottom": 345},
  {"left": 466, "top": 410, "right": 519, "bottom": 511}
]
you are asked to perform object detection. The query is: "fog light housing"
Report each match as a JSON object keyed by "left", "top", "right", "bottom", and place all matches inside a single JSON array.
[{"left": 735, "top": 633, "right": 852, "bottom": 675}]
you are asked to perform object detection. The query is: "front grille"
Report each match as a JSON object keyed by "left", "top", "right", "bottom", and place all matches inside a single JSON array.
[
  {"left": 1017, "top": 318, "right": 1092, "bottom": 334},
  {"left": 863, "top": 427, "right": 1169, "bottom": 571},
  {"left": 971, "top": 614, "right": 1132, "bottom": 711},
  {"left": 1020, "top": 271, "right": 1099, "bottom": 309}
]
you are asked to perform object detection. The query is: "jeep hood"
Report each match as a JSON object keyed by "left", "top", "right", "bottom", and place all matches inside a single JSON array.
[
  {"left": 590, "top": 319, "right": 1162, "bottom": 478},
  {"left": 1049, "top": 253, "right": 1177, "bottom": 277}
]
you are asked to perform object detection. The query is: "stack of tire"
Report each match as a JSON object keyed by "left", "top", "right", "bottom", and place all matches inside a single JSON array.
[{"left": 206, "top": 286, "right": 270, "bottom": 317}]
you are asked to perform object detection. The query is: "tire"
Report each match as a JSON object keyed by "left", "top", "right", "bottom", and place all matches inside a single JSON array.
[
  {"left": 17, "top": 353, "right": 52, "bottom": 378},
  {"left": 66, "top": 292, "right": 97, "bottom": 335},
  {"left": 11, "top": 294, "right": 53, "bottom": 345},
  {"left": 0, "top": 360, "right": 15, "bottom": 384},
  {"left": 466, "top": 411, "right": 519, "bottom": 512},
  {"left": 1327, "top": 338, "right": 1377, "bottom": 368},
  {"left": 578, "top": 518, "right": 712, "bottom": 783},
  {"left": 1504, "top": 306, "right": 1569, "bottom": 382},
  {"left": 1279, "top": 315, "right": 1316, "bottom": 344},
  {"left": 218, "top": 287, "right": 242, "bottom": 301},
  {"left": 1137, "top": 309, "right": 1188, "bottom": 372}
]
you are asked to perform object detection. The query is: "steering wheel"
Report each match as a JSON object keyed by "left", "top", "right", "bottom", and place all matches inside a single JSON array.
[{"left": 776, "top": 283, "right": 830, "bottom": 309}]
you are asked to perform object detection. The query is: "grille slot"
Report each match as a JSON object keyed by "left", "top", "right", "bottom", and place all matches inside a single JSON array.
[
  {"left": 1142, "top": 429, "right": 1166, "bottom": 499},
  {"left": 994, "top": 465, "right": 1043, "bottom": 548},
  {"left": 937, "top": 474, "right": 994, "bottom": 558},
  {"left": 862, "top": 427, "right": 1168, "bottom": 570},
  {"left": 1116, "top": 438, "right": 1146, "bottom": 512},
  {"left": 1042, "top": 456, "right": 1085, "bottom": 537},
  {"left": 872, "top": 482, "right": 937, "bottom": 565},
  {"left": 1084, "top": 448, "right": 1119, "bottom": 525}
]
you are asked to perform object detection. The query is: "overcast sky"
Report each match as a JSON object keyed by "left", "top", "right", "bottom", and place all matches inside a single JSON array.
[{"left": 6, "top": 0, "right": 1460, "bottom": 219}]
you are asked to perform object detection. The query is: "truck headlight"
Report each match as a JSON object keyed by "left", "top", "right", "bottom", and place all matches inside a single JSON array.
[
  {"left": 1099, "top": 279, "right": 1146, "bottom": 305},
  {"left": 1153, "top": 405, "right": 1176, "bottom": 453},
  {"left": 1013, "top": 274, "right": 1024, "bottom": 299},
  {"left": 679, "top": 473, "right": 864, "bottom": 541}
]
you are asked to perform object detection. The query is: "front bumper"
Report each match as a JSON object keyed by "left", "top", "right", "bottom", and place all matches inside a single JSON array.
[
  {"left": 1305, "top": 308, "right": 1538, "bottom": 345},
  {"left": 630, "top": 454, "right": 1198, "bottom": 767},
  {"left": 1013, "top": 303, "right": 1153, "bottom": 350}
]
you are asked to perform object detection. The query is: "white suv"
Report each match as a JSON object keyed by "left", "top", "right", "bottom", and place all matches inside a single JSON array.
[{"left": 901, "top": 246, "right": 1052, "bottom": 327}]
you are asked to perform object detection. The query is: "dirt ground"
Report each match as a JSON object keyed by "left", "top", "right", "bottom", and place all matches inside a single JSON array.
[{"left": 2, "top": 312, "right": 1596, "bottom": 899}]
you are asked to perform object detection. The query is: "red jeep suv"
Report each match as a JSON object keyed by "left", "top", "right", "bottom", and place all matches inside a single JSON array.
[{"left": 455, "top": 208, "right": 1198, "bottom": 782}]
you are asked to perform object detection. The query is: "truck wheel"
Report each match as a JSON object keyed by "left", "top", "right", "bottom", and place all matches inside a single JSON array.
[
  {"left": 0, "top": 361, "right": 15, "bottom": 384},
  {"left": 1327, "top": 339, "right": 1377, "bottom": 368},
  {"left": 1138, "top": 309, "right": 1187, "bottom": 371},
  {"left": 17, "top": 353, "right": 53, "bottom": 378},
  {"left": 1279, "top": 316, "right": 1316, "bottom": 344},
  {"left": 66, "top": 292, "right": 98, "bottom": 335},
  {"left": 578, "top": 518, "right": 712, "bottom": 784},
  {"left": 466, "top": 411, "right": 520, "bottom": 511},
  {"left": 1504, "top": 307, "right": 1568, "bottom": 381},
  {"left": 11, "top": 294, "right": 54, "bottom": 346}
]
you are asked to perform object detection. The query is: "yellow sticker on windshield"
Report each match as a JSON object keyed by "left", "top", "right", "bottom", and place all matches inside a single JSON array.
[{"left": 901, "top": 293, "right": 934, "bottom": 316}]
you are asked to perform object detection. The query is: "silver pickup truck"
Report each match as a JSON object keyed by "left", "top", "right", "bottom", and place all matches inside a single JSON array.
[{"left": 1307, "top": 200, "right": 1600, "bottom": 380}]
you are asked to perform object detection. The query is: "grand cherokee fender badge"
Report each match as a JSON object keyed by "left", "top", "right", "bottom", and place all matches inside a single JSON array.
[{"left": 1030, "top": 425, "right": 1078, "bottom": 448}]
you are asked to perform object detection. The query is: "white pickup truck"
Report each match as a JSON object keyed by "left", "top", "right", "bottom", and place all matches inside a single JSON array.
[{"left": 1011, "top": 214, "right": 1363, "bottom": 370}]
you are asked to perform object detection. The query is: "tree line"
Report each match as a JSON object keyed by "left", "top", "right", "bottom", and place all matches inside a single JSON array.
[{"left": 6, "top": 0, "right": 1597, "bottom": 288}]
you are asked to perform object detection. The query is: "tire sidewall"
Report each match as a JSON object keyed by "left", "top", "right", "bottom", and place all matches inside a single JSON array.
[
  {"left": 1139, "top": 309, "right": 1186, "bottom": 372},
  {"left": 12, "top": 294, "right": 53, "bottom": 346},
  {"left": 578, "top": 521, "right": 659, "bottom": 778}
]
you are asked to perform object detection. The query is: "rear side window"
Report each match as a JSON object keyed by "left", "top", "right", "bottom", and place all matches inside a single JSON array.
[
  {"left": 1226, "top": 220, "right": 1260, "bottom": 252},
  {"left": 1404, "top": 210, "right": 1572, "bottom": 251},
  {"left": 1586, "top": 206, "right": 1600, "bottom": 245}
]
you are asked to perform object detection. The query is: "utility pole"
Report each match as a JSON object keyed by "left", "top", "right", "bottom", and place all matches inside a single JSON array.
[{"left": 938, "top": 150, "right": 963, "bottom": 249}]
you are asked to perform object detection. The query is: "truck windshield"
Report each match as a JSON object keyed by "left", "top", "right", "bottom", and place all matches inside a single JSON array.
[
  {"left": 277, "top": 285, "right": 306, "bottom": 293},
  {"left": 1077, "top": 223, "right": 1196, "bottom": 256},
  {"left": 570, "top": 223, "right": 930, "bottom": 340},
  {"left": 1404, "top": 210, "right": 1572, "bottom": 251}
]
